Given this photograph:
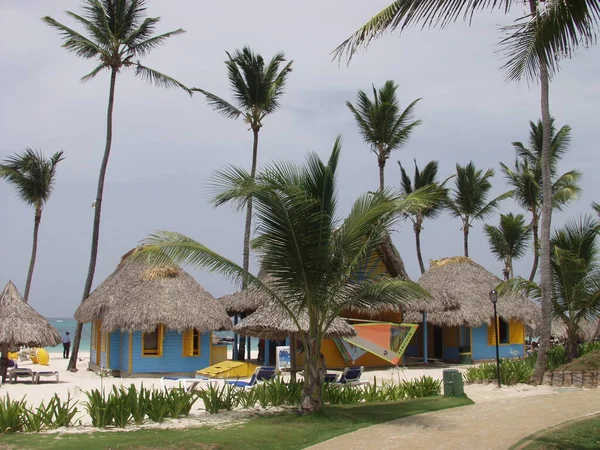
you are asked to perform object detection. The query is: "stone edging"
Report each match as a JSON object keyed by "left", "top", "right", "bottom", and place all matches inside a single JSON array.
[{"left": 542, "top": 370, "right": 598, "bottom": 388}]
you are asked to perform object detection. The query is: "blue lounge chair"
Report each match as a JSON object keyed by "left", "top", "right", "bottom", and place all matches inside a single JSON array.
[
  {"left": 337, "top": 366, "right": 368, "bottom": 385},
  {"left": 227, "top": 366, "right": 276, "bottom": 388},
  {"left": 160, "top": 375, "right": 217, "bottom": 392},
  {"left": 324, "top": 373, "right": 339, "bottom": 383}
]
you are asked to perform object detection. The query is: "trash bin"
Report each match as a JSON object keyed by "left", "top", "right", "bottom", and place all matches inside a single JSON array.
[
  {"left": 452, "top": 370, "right": 464, "bottom": 396},
  {"left": 443, "top": 369, "right": 457, "bottom": 397}
]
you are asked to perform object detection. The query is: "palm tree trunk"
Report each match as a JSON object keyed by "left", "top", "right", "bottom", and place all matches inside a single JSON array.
[
  {"left": 529, "top": 214, "right": 539, "bottom": 282},
  {"left": 23, "top": 205, "right": 42, "bottom": 302},
  {"left": 68, "top": 68, "right": 118, "bottom": 372},
  {"left": 532, "top": 57, "right": 553, "bottom": 384},
  {"left": 463, "top": 220, "right": 470, "bottom": 257},
  {"left": 565, "top": 326, "right": 579, "bottom": 363},
  {"left": 414, "top": 220, "right": 425, "bottom": 275},
  {"left": 237, "top": 128, "right": 260, "bottom": 361},
  {"left": 290, "top": 332, "right": 297, "bottom": 383},
  {"left": 378, "top": 159, "right": 385, "bottom": 191},
  {"left": 300, "top": 332, "right": 324, "bottom": 412}
]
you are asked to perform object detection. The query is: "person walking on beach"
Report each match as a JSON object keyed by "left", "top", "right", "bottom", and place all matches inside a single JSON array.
[{"left": 63, "top": 332, "right": 71, "bottom": 359}]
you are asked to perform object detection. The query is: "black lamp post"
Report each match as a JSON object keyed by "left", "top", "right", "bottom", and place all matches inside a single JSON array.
[{"left": 489, "top": 289, "right": 501, "bottom": 388}]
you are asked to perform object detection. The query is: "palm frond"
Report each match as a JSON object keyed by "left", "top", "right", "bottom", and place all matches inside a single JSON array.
[
  {"left": 208, "top": 165, "right": 253, "bottom": 211},
  {"left": 135, "top": 63, "right": 191, "bottom": 95},
  {"left": 42, "top": 16, "right": 106, "bottom": 59},
  {"left": 191, "top": 88, "right": 243, "bottom": 119},
  {"left": 81, "top": 64, "right": 108, "bottom": 82},
  {"left": 127, "top": 28, "right": 185, "bottom": 58}
]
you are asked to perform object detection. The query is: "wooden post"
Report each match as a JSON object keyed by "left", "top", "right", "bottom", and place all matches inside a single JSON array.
[{"left": 290, "top": 333, "right": 297, "bottom": 382}]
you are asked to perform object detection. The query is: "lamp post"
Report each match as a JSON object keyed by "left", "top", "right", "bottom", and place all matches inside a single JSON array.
[{"left": 489, "top": 289, "right": 501, "bottom": 388}]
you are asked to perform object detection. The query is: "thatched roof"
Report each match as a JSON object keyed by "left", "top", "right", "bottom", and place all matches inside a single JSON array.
[
  {"left": 234, "top": 305, "right": 357, "bottom": 339},
  {"left": 527, "top": 318, "right": 600, "bottom": 342},
  {"left": 218, "top": 287, "right": 267, "bottom": 316},
  {"left": 74, "top": 247, "right": 232, "bottom": 333},
  {"left": 0, "top": 281, "right": 62, "bottom": 347},
  {"left": 403, "top": 256, "right": 539, "bottom": 328}
]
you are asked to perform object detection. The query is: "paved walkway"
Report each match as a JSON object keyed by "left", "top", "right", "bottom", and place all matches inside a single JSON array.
[{"left": 308, "top": 389, "right": 600, "bottom": 450}]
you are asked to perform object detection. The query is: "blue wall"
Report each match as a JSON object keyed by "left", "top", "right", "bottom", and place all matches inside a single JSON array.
[
  {"left": 129, "top": 330, "right": 212, "bottom": 374},
  {"left": 443, "top": 346, "right": 460, "bottom": 362},
  {"left": 471, "top": 325, "right": 524, "bottom": 360}
]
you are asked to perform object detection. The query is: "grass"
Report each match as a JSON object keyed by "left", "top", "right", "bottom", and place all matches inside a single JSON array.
[
  {"left": 512, "top": 414, "right": 600, "bottom": 449},
  {"left": 556, "top": 350, "right": 600, "bottom": 372},
  {"left": 0, "top": 396, "right": 472, "bottom": 450}
]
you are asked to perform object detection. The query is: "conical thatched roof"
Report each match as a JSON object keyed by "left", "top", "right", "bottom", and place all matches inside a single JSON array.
[
  {"left": 234, "top": 305, "right": 357, "bottom": 339},
  {"left": 74, "top": 247, "right": 232, "bottom": 333},
  {"left": 527, "top": 318, "right": 600, "bottom": 342},
  {"left": 0, "top": 281, "right": 62, "bottom": 347},
  {"left": 403, "top": 256, "right": 538, "bottom": 327},
  {"left": 219, "top": 287, "right": 268, "bottom": 316}
]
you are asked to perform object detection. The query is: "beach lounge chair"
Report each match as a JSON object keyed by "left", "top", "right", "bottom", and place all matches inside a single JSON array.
[
  {"left": 324, "top": 373, "right": 339, "bottom": 383},
  {"left": 336, "top": 366, "right": 369, "bottom": 386},
  {"left": 160, "top": 376, "right": 217, "bottom": 392},
  {"left": 8, "top": 368, "right": 35, "bottom": 384},
  {"left": 34, "top": 371, "right": 59, "bottom": 384},
  {"left": 227, "top": 366, "right": 276, "bottom": 388}
]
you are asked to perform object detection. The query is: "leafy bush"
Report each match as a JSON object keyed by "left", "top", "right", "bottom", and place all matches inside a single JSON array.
[
  {"left": 125, "top": 384, "right": 149, "bottom": 425},
  {"left": 236, "top": 387, "right": 259, "bottom": 409},
  {"left": 402, "top": 376, "right": 441, "bottom": 398},
  {"left": 84, "top": 389, "right": 113, "bottom": 428},
  {"left": 579, "top": 342, "right": 600, "bottom": 356},
  {"left": 166, "top": 388, "right": 198, "bottom": 419},
  {"left": 0, "top": 395, "right": 25, "bottom": 433},
  {"left": 35, "top": 394, "right": 78, "bottom": 429},
  {"left": 145, "top": 390, "right": 170, "bottom": 423},
  {"left": 197, "top": 383, "right": 238, "bottom": 414},
  {"left": 465, "top": 359, "right": 533, "bottom": 385},
  {"left": 547, "top": 346, "right": 567, "bottom": 371}
]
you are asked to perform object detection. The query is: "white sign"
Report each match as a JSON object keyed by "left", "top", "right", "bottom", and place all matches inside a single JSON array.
[{"left": 276, "top": 346, "right": 291, "bottom": 371}]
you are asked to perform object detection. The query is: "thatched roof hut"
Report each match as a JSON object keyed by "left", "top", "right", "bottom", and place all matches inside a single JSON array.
[
  {"left": 0, "top": 281, "right": 62, "bottom": 347},
  {"left": 234, "top": 305, "right": 356, "bottom": 339},
  {"left": 218, "top": 286, "right": 268, "bottom": 316},
  {"left": 74, "top": 247, "right": 232, "bottom": 333},
  {"left": 528, "top": 318, "right": 600, "bottom": 342},
  {"left": 404, "top": 256, "right": 538, "bottom": 327}
]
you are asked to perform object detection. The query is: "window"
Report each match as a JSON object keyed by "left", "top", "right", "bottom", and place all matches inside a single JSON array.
[
  {"left": 499, "top": 318, "right": 509, "bottom": 344},
  {"left": 488, "top": 318, "right": 510, "bottom": 345},
  {"left": 142, "top": 325, "right": 164, "bottom": 356},
  {"left": 183, "top": 328, "right": 201, "bottom": 357}
]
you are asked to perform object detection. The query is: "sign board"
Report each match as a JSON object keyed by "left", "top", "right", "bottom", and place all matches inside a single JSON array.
[{"left": 275, "top": 346, "right": 291, "bottom": 371}]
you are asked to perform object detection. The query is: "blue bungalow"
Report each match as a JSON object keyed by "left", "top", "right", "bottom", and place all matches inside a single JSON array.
[
  {"left": 74, "top": 247, "right": 232, "bottom": 376},
  {"left": 403, "top": 257, "right": 537, "bottom": 363}
]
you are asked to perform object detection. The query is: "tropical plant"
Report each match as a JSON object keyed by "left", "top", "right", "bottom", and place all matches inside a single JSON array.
[
  {"left": 484, "top": 213, "right": 531, "bottom": 280},
  {"left": 502, "top": 119, "right": 581, "bottom": 281},
  {"left": 399, "top": 160, "right": 449, "bottom": 274},
  {"left": 44, "top": 0, "right": 189, "bottom": 371},
  {"left": 194, "top": 47, "right": 293, "bottom": 361},
  {"left": 137, "top": 140, "right": 430, "bottom": 412},
  {"left": 501, "top": 215, "right": 600, "bottom": 362},
  {"left": 447, "top": 162, "right": 510, "bottom": 257},
  {"left": 0, "top": 149, "right": 64, "bottom": 301},
  {"left": 347, "top": 81, "right": 421, "bottom": 191},
  {"left": 333, "top": 0, "right": 599, "bottom": 388}
]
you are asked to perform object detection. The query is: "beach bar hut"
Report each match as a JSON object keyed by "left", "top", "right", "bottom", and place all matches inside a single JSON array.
[
  {"left": 404, "top": 257, "right": 538, "bottom": 363},
  {"left": 74, "top": 247, "right": 232, "bottom": 376},
  {"left": 0, "top": 281, "right": 62, "bottom": 381}
]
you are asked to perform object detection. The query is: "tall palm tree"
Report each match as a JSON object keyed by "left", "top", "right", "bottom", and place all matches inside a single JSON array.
[
  {"left": 333, "top": 0, "right": 599, "bottom": 384},
  {"left": 484, "top": 213, "right": 531, "bottom": 280},
  {"left": 44, "top": 0, "right": 189, "bottom": 371},
  {"left": 398, "top": 160, "right": 449, "bottom": 275},
  {"left": 502, "top": 215, "right": 600, "bottom": 362},
  {"left": 502, "top": 119, "right": 581, "bottom": 282},
  {"left": 448, "top": 162, "right": 510, "bottom": 257},
  {"left": 347, "top": 81, "right": 421, "bottom": 191},
  {"left": 0, "top": 149, "right": 65, "bottom": 302},
  {"left": 137, "top": 140, "right": 429, "bottom": 411},
  {"left": 194, "top": 47, "right": 293, "bottom": 361}
]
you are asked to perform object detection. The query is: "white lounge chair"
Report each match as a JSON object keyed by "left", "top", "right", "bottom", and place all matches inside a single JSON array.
[{"left": 34, "top": 371, "right": 59, "bottom": 384}]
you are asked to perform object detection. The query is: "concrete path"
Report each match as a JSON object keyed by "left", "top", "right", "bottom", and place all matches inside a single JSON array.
[{"left": 308, "top": 389, "right": 600, "bottom": 450}]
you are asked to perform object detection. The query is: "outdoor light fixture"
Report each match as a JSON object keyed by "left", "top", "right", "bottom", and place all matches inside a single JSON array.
[{"left": 489, "top": 289, "right": 501, "bottom": 388}]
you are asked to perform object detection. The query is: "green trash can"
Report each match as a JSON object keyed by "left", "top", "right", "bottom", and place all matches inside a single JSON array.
[
  {"left": 443, "top": 369, "right": 457, "bottom": 397},
  {"left": 452, "top": 370, "right": 464, "bottom": 397}
]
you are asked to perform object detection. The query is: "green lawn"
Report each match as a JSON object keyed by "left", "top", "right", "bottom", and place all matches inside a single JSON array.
[
  {"left": 0, "top": 396, "right": 472, "bottom": 450},
  {"left": 512, "top": 414, "right": 600, "bottom": 450}
]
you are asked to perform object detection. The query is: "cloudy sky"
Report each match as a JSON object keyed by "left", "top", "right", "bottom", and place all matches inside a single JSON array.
[{"left": 1, "top": 1, "right": 598, "bottom": 318}]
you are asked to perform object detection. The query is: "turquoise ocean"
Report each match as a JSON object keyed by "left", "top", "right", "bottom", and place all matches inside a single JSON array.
[{"left": 45, "top": 318, "right": 257, "bottom": 353}]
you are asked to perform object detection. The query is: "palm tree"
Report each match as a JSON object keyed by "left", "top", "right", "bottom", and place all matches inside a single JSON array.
[
  {"left": 0, "top": 149, "right": 65, "bottom": 302},
  {"left": 333, "top": 0, "right": 599, "bottom": 384},
  {"left": 447, "top": 162, "right": 510, "bottom": 258},
  {"left": 484, "top": 213, "right": 531, "bottom": 280},
  {"left": 502, "top": 119, "right": 581, "bottom": 282},
  {"left": 347, "top": 81, "right": 421, "bottom": 191},
  {"left": 193, "top": 47, "right": 293, "bottom": 361},
  {"left": 502, "top": 215, "right": 600, "bottom": 362},
  {"left": 44, "top": 0, "right": 189, "bottom": 371},
  {"left": 137, "top": 140, "right": 429, "bottom": 411},
  {"left": 398, "top": 160, "right": 448, "bottom": 275}
]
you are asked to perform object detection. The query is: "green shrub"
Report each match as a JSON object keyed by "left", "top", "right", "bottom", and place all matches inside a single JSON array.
[
  {"left": 21, "top": 407, "right": 44, "bottom": 433},
  {"left": 284, "top": 381, "right": 304, "bottom": 406},
  {"left": 197, "top": 384, "right": 237, "bottom": 414},
  {"left": 166, "top": 388, "right": 198, "bottom": 418},
  {"left": 108, "top": 387, "right": 132, "bottom": 428},
  {"left": 125, "top": 384, "right": 149, "bottom": 425},
  {"left": 36, "top": 394, "right": 78, "bottom": 429},
  {"left": 236, "top": 387, "right": 259, "bottom": 409},
  {"left": 262, "top": 377, "right": 289, "bottom": 407},
  {"left": 145, "top": 390, "right": 170, "bottom": 423},
  {"left": 0, "top": 395, "right": 25, "bottom": 433},
  {"left": 547, "top": 346, "right": 567, "bottom": 371},
  {"left": 402, "top": 376, "right": 441, "bottom": 397},
  {"left": 465, "top": 358, "right": 533, "bottom": 385},
  {"left": 579, "top": 341, "right": 600, "bottom": 356},
  {"left": 84, "top": 389, "right": 113, "bottom": 428}
]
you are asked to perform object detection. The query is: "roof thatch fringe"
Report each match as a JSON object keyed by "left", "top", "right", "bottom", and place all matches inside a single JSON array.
[
  {"left": 0, "top": 281, "right": 62, "bottom": 347},
  {"left": 403, "top": 256, "right": 538, "bottom": 328},
  {"left": 74, "top": 246, "right": 232, "bottom": 333},
  {"left": 527, "top": 318, "right": 600, "bottom": 342},
  {"left": 234, "top": 305, "right": 356, "bottom": 339}
]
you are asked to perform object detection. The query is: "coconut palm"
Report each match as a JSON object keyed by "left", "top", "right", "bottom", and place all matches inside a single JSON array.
[
  {"left": 0, "top": 149, "right": 65, "bottom": 302},
  {"left": 501, "top": 215, "right": 600, "bottom": 362},
  {"left": 193, "top": 47, "right": 292, "bottom": 361},
  {"left": 448, "top": 162, "right": 511, "bottom": 258},
  {"left": 44, "top": 0, "right": 189, "bottom": 371},
  {"left": 484, "top": 213, "right": 531, "bottom": 280},
  {"left": 347, "top": 81, "right": 421, "bottom": 191},
  {"left": 502, "top": 119, "right": 581, "bottom": 282},
  {"left": 137, "top": 139, "right": 429, "bottom": 411},
  {"left": 333, "top": 0, "right": 599, "bottom": 384},
  {"left": 398, "top": 160, "right": 449, "bottom": 274}
]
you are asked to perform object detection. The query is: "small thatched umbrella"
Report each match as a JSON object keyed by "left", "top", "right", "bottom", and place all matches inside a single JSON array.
[
  {"left": 403, "top": 256, "right": 538, "bottom": 327},
  {"left": 74, "top": 247, "right": 232, "bottom": 333},
  {"left": 0, "top": 280, "right": 62, "bottom": 381}
]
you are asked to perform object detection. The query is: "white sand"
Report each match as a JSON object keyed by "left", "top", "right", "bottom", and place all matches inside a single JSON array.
[{"left": 0, "top": 351, "right": 557, "bottom": 432}]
